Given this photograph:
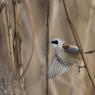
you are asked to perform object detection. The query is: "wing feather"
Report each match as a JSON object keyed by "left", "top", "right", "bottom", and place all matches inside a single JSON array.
[{"left": 48, "top": 57, "right": 69, "bottom": 79}]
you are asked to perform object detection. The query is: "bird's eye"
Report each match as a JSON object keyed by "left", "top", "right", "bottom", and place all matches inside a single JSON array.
[{"left": 51, "top": 40, "right": 58, "bottom": 44}]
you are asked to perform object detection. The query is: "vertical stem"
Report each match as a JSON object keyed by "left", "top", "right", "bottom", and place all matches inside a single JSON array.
[
  {"left": 13, "top": 0, "right": 23, "bottom": 78},
  {"left": 5, "top": 0, "right": 15, "bottom": 70},
  {"left": 46, "top": 0, "right": 50, "bottom": 95},
  {"left": 13, "top": 0, "right": 19, "bottom": 77}
]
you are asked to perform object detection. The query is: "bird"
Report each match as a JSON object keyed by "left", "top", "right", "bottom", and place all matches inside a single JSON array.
[{"left": 48, "top": 38, "right": 95, "bottom": 79}]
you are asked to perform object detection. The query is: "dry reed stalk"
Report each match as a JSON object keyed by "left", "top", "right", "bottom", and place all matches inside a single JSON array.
[
  {"left": 4, "top": 0, "right": 15, "bottom": 70},
  {"left": 46, "top": 0, "right": 50, "bottom": 95}
]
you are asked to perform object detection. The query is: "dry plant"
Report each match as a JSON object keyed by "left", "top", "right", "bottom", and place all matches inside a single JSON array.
[
  {"left": 1, "top": 0, "right": 25, "bottom": 94},
  {"left": 46, "top": 0, "right": 50, "bottom": 95}
]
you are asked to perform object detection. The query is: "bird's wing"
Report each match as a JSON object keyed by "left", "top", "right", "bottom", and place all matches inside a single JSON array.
[
  {"left": 65, "top": 45, "right": 79, "bottom": 54},
  {"left": 48, "top": 56, "right": 69, "bottom": 79}
]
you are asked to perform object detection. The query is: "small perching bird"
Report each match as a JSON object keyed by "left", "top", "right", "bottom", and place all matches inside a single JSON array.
[{"left": 48, "top": 38, "right": 95, "bottom": 79}]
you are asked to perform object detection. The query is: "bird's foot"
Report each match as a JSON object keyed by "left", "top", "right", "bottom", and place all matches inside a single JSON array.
[{"left": 78, "top": 65, "right": 86, "bottom": 72}]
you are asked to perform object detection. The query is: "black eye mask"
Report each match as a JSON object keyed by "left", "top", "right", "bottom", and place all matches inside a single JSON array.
[{"left": 51, "top": 40, "right": 58, "bottom": 44}]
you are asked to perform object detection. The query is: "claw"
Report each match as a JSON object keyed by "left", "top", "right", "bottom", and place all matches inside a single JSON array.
[{"left": 78, "top": 65, "right": 86, "bottom": 72}]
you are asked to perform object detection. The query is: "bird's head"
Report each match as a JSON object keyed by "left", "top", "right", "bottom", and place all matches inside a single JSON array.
[{"left": 50, "top": 38, "right": 66, "bottom": 49}]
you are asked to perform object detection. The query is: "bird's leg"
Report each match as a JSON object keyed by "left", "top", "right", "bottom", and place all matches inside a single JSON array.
[
  {"left": 78, "top": 65, "right": 86, "bottom": 72},
  {"left": 77, "top": 62, "right": 86, "bottom": 72}
]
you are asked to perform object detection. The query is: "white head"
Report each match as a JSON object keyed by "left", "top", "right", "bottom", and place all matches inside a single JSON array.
[{"left": 50, "top": 38, "right": 65, "bottom": 49}]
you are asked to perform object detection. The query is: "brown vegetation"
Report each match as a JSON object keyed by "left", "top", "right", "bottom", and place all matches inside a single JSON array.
[{"left": 0, "top": 0, "right": 95, "bottom": 95}]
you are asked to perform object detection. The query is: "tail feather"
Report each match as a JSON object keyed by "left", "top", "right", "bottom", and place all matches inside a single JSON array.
[{"left": 48, "top": 57, "right": 69, "bottom": 79}]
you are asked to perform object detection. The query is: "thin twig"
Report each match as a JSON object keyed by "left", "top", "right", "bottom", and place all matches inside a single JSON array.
[
  {"left": 5, "top": 0, "right": 15, "bottom": 70},
  {"left": 62, "top": 0, "right": 95, "bottom": 89},
  {"left": 13, "top": 0, "right": 21, "bottom": 77},
  {"left": 20, "top": 0, "right": 35, "bottom": 79},
  {"left": 46, "top": 0, "right": 50, "bottom": 95}
]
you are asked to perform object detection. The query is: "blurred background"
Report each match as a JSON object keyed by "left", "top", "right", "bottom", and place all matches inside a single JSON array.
[{"left": 0, "top": 0, "right": 95, "bottom": 95}]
